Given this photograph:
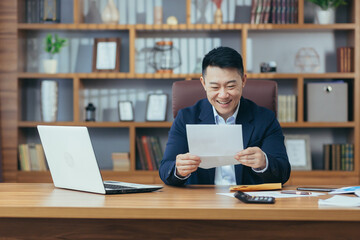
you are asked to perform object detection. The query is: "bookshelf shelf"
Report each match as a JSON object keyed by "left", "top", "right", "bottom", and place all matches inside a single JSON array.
[
  {"left": 16, "top": 170, "right": 161, "bottom": 184},
  {"left": 281, "top": 122, "right": 356, "bottom": 128},
  {"left": 0, "top": 0, "right": 358, "bottom": 184},
  {"left": 17, "top": 72, "right": 200, "bottom": 80},
  {"left": 18, "top": 121, "right": 173, "bottom": 128},
  {"left": 19, "top": 121, "right": 354, "bottom": 129},
  {"left": 17, "top": 23, "right": 357, "bottom": 31},
  {"left": 248, "top": 73, "right": 356, "bottom": 79},
  {"left": 18, "top": 73, "right": 356, "bottom": 80}
]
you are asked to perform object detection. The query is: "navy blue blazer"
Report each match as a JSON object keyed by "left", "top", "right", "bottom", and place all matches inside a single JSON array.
[{"left": 159, "top": 97, "right": 291, "bottom": 186}]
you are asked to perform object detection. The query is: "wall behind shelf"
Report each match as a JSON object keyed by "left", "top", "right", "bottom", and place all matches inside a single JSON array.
[
  {"left": 283, "top": 128, "right": 352, "bottom": 170},
  {"left": 23, "top": 31, "right": 130, "bottom": 73},
  {"left": 20, "top": 127, "right": 130, "bottom": 169},
  {"left": 20, "top": 79, "right": 74, "bottom": 122},
  {"left": 248, "top": 30, "right": 349, "bottom": 73},
  {"left": 81, "top": 78, "right": 179, "bottom": 122}
]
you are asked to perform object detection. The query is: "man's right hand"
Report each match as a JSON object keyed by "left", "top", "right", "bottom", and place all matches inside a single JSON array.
[{"left": 175, "top": 153, "right": 201, "bottom": 178}]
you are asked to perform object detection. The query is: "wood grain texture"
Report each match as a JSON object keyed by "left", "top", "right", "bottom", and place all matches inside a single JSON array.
[
  {"left": 0, "top": 184, "right": 358, "bottom": 239},
  {"left": 0, "top": 0, "right": 17, "bottom": 183},
  {"left": 0, "top": 184, "right": 358, "bottom": 221},
  {"left": 0, "top": 218, "right": 358, "bottom": 240}
]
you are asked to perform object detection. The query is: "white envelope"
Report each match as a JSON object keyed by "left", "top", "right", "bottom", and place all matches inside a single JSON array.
[{"left": 186, "top": 124, "right": 244, "bottom": 169}]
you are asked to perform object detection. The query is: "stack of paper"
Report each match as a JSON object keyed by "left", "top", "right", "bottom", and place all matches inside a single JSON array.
[{"left": 318, "top": 195, "right": 360, "bottom": 207}]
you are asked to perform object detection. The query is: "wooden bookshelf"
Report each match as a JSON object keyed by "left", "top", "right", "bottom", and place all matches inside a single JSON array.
[{"left": 0, "top": 0, "right": 359, "bottom": 184}]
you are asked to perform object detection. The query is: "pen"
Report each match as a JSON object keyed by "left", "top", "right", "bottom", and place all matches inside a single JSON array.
[{"left": 281, "top": 190, "right": 311, "bottom": 195}]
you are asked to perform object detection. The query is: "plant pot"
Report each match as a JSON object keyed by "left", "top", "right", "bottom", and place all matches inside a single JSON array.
[
  {"left": 41, "top": 80, "right": 58, "bottom": 122},
  {"left": 43, "top": 59, "right": 58, "bottom": 74},
  {"left": 315, "top": 7, "right": 335, "bottom": 24}
]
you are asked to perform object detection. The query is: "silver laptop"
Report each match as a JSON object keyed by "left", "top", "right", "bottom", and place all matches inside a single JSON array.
[{"left": 37, "top": 125, "right": 163, "bottom": 194}]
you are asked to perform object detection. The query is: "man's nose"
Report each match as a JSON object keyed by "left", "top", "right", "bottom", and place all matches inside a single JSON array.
[{"left": 218, "top": 88, "right": 228, "bottom": 97}]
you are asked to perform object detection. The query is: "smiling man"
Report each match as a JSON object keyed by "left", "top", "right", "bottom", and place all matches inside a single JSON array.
[{"left": 159, "top": 46, "right": 291, "bottom": 186}]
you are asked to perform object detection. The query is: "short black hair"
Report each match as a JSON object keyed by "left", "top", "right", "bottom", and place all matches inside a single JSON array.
[{"left": 202, "top": 46, "right": 244, "bottom": 78}]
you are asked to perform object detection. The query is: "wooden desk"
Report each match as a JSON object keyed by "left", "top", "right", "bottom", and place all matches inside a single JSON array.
[{"left": 0, "top": 183, "right": 359, "bottom": 239}]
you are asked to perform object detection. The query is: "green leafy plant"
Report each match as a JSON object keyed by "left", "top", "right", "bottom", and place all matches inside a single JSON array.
[
  {"left": 44, "top": 34, "right": 67, "bottom": 58},
  {"left": 307, "top": 0, "right": 347, "bottom": 10}
]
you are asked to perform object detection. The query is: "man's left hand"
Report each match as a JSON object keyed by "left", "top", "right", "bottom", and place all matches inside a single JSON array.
[{"left": 234, "top": 147, "right": 266, "bottom": 170}]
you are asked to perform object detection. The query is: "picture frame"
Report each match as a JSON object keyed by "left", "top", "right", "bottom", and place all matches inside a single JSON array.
[
  {"left": 284, "top": 135, "right": 312, "bottom": 170},
  {"left": 118, "top": 101, "right": 134, "bottom": 122},
  {"left": 145, "top": 94, "right": 168, "bottom": 121},
  {"left": 92, "top": 38, "right": 121, "bottom": 72}
]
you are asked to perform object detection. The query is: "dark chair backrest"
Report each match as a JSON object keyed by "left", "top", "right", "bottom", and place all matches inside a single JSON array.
[{"left": 172, "top": 80, "right": 278, "bottom": 118}]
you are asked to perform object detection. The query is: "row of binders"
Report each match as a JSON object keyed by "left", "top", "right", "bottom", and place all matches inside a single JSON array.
[
  {"left": 136, "top": 136, "right": 163, "bottom": 171},
  {"left": 18, "top": 144, "right": 48, "bottom": 171},
  {"left": 278, "top": 94, "right": 296, "bottom": 123},
  {"left": 323, "top": 144, "right": 354, "bottom": 171},
  {"left": 337, "top": 47, "right": 354, "bottom": 73},
  {"left": 251, "top": 0, "right": 298, "bottom": 24}
]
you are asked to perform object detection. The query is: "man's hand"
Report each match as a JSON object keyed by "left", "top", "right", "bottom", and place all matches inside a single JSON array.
[
  {"left": 175, "top": 153, "right": 201, "bottom": 177},
  {"left": 234, "top": 147, "right": 266, "bottom": 170}
]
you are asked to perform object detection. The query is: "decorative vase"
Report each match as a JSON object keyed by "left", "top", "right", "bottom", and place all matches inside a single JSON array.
[
  {"left": 101, "top": 0, "right": 119, "bottom": 24},
  {"left": 214, "top": 8, "right": 223, "bottom": 24},
  {"left": 84, "top": 0, "right": 102, "bottom": 24},
  {"left": 194, "top": 0, "right": 210, "bottom": 24},
  {"left": 41, "top": 80, "right": 58, "bottom": 122},
  {"left": 315, "top": 6, "right": 335, "bottom": 24},
  {"left": 43, "top": 59, "right": 57, "bottom": 74},
  {"left": 154, "top": 6, "right": 163, "bottom": 24}
]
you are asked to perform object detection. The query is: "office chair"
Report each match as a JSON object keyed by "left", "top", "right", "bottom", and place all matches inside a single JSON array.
[{"left": 172, "top": 79, "right": 278, "bottom": 118}]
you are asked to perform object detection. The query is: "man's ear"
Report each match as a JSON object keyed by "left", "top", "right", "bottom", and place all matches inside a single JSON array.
[
  {"left": 200, "top": 76, "right": 206, "bottom": 90},
  {"left": 242, "top": 74, "right": 247, "bottom": 88}
]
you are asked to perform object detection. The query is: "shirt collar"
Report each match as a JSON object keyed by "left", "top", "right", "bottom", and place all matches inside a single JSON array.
[{"left": 212, "top": 101, "right": 240, "bottom": 125}]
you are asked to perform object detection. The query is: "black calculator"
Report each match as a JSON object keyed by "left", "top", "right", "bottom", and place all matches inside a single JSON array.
[{"left": 234, "top": 191, "right": 275, "bottom": 204}]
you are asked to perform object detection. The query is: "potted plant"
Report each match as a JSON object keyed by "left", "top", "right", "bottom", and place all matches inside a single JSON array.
[
  {"left": 43, "top": 33, "right": 67, "bottom": 73},
  {"left": 307, "top": 0, "right": 347, "bottom": 24}
]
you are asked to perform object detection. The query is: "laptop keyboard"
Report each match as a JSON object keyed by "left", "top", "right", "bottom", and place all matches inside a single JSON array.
[{"left": 104, "top": 184, "right": 136, "bottom": 190}]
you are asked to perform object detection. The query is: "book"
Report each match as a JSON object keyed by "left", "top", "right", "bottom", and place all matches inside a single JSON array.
[
  {"left": 146, "top": 136, "right": 157, "bottom": 170},
  {"left": 112, "top": 152, "right": 130, "bottom": 171},
  {"left": 141, "top": 136, "right": 153, "bottom": 170},
  {"left": 28, "top": 143, "right": 39, "bottom": 171},
  {"left": 35, "top": 144, "right": 47, "bottom": 171},
  {"left": 250, "top": 0, "right": 258, "bottom": 24},
  {"left": 136, "top": 136, "right": 147, "bottom": 170},
  {"left": 323, "top": 144, "right": 330, "bottom": 171},
  {"left": 255, "top": 0, "right": 262, "bottom": 24}
]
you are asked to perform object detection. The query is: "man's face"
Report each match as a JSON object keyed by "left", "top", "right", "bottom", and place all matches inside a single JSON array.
[{"left": 200, "top": 66, "right": 246, "bottom": 120}]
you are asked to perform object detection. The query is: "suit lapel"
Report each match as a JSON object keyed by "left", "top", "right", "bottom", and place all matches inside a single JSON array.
[
  {"left": 198, "top": 100, "right": 215, "bottom": 124},
  {"left": 235, "top": 98, "right": 255, "bottom": 185},
  {"left": 236, "top": 98, "right": 254, "bottom": 149}
]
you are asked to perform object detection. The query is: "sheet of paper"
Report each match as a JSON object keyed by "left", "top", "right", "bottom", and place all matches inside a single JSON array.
[
  {"left": 355, "top": 190, "right": 360, "bottom": 198},
  {"left": 217, "top": 191, "right": 325, "bottom": 199},
  {"left": 186, "top": 124, "right": 243, "bottom": 169},
  {"left": 329, "top": 186, "right": 360, "bottom": 195},
  {"left": 318, "top": 195, "right": 360, "bottom": 207}
]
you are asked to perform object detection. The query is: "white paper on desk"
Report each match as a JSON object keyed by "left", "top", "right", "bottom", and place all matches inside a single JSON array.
[
  {"left": 186, "top": 124, "right": 243, "bottom": 169},
  {"left": 329, "top": 186, "right": 360, "bottom": 195},
  {"left": 318, "top": 195, "right": 360, "bottom": 207}
]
